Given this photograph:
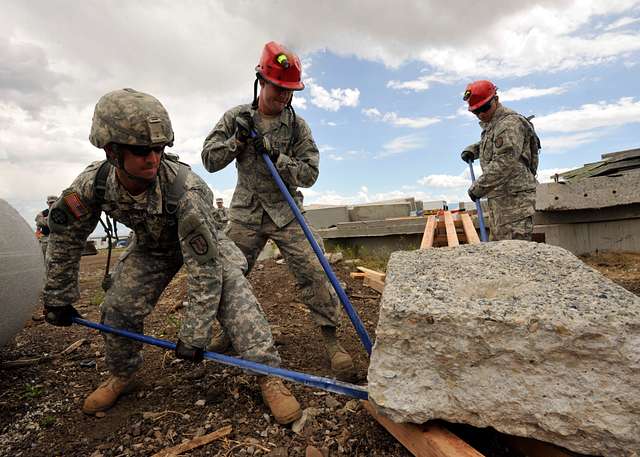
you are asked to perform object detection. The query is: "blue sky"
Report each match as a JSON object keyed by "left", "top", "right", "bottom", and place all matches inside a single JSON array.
[{"left": 1, "top": 0, "right": 639, "bottom": 232}]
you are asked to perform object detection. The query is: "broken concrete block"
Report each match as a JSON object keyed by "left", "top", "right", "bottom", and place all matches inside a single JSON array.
[{"left": 368, "top": 240, "right": 640, "bottom": 457}]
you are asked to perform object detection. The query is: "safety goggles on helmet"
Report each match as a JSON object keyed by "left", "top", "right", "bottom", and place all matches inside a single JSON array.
[{"left": 471, "top": 97, "right": 495, "bottom": 115}]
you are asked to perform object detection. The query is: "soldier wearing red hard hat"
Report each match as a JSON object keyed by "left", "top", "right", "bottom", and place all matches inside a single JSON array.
[
  {"left": 461, "top": 80, "right": 540, "bottom": 241},
  {"left": 201, "top": 41, "right": 355, "bottom": 412}
]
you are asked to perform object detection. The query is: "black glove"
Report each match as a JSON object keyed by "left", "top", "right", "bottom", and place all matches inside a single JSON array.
[
  {"left": 468, "top": 188, "right": 479, "bottom": 202},
  {"left": 234, "top": 113, "right": 254, "bottom": 144},
  {"left": 44, "top": 305, "right": 80, "bottom": 327},
  {"left": 251, "top": 134, "right": 279, "bottom": 161},
  {"left": 175, "top": 339, "right": 204, "bottom": 363},
  {"left": 461, "top": 147, "right": 475, "bottom": 163}
]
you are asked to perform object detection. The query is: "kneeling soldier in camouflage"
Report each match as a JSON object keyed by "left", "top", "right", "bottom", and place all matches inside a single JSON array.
[{"left": 42, "top": 88, "right": 302, "bottom": 425}]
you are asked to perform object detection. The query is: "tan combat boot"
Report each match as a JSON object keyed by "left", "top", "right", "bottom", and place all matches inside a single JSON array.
[
  {"left": 321, "top": 326, "right": 355, "bottom": 375},
  {"left": 82, "top": 375, "right": 134, "bottom": 415},
  {"left": 259, "top": 376, "right": 302, "bottom": 425},
  {"left": 206, "top": 330, "right": 233, "bottom": 353}
]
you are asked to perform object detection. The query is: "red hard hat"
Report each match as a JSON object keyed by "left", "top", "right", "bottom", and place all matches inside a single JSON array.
[
  {"left": 463, "top": 80, "right": 497, "bottom": 111},
  {"left": 256, "top": 41, "right": 305, "bottom": 91}
]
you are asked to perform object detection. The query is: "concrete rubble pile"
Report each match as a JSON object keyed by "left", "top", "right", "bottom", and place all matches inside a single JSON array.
[{"left": 368, "top": 240, "right": 640, "bottom": 457}]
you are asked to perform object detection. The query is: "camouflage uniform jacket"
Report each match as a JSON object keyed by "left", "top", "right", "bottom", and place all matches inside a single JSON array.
[
  {"left": 35, "top": 209, "right": 51, "bottom": 238},
  {"left": 215, "top": 206, "right": 229, "bottom": 225},
  {"left": 201, "top": 104, "right": 319, "bottom": 228},
  {"left": 468, "top": 105, "right": 538, "bottom": 219},
  {"left": 43, "top": 156, "right": 225, "bottom": 316}
]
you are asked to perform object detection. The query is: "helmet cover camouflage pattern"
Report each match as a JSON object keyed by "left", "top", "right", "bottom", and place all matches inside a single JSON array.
[{"left": 89, "top": 88, "right": 174, "bottom": 148}]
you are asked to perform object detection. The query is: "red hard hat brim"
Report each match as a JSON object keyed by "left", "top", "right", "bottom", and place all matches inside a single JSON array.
[
  {"left": 258, "top": 72, "right": 305, "bottom": 91},
  {"left": 468, "top": 93, "right": 495, "bottom": 111}
]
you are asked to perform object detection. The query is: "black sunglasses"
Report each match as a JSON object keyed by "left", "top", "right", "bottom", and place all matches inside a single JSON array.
[
  {"left": 117, "top": 144, "right": 165, "bottom": 157},
  {"left": 471, "top": 98, "right": 495, "bottom": 115}
]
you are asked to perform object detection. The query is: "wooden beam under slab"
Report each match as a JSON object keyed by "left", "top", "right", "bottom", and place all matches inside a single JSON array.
[
  {"left": 356, "top": 266, "right": 386, "bottom": 281},
  {"left": 363, "top": 401, "right": 485, "bottom": 457},
  {"left": 363, "top": 275, "right": 385, "bottom": 293},
  {"left": 459, "top": 213, "right": 480, "bottom": 245},
  {"left": 420, "top": 215, "right": 437, "bottom": 249},
  {"left": 349, "top": 272, "right": 366, "bottom": 279},
  {"left": 443, "top": 211, "right": 459, "bottom": 247}
]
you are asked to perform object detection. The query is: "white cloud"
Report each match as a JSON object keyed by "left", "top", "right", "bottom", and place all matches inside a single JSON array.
[
  {"left": 292, "top": 95, "right": 307, "bottom": 109},
  {"left": 379, "top": 134, "right": 425, "bottom": 157},
  {"left": 534, "top": 97, "right": 640, "bottom": 133},
  {"left": 541, "top": 131, "right": 604, "bottom": 153},
  {"left": 499, "top": 85, "right": 568, "bottom": 102},
  {"left": 363, "top": 108, "right": 440, "bottom": 128},
  {"left": 307, "top": 80, "right": 360, "bottom": 111},
  {"left": 302, "top": 186, "right": 468, "bottom": 207},
  {"left": 387, "top": 73, "right": 457, "bottom": 92},
  {"left": 536, "top": 167, "right": 573, "bottom": 182},
  {"left": 417, "top": 164, "right": 482, "bottom": 189},
  {"left": 604, "top": 16, "right": 640, "bottom": 30},
  {"left": 418, "top": 174, "right": 469, "bottom": 188}
]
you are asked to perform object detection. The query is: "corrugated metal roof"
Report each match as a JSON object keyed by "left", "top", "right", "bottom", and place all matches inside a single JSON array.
[{"left": 558, "top": 147, "right": 640, "bottom": 181}]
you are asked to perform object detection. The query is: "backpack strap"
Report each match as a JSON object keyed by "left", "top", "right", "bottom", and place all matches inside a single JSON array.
[
  {"left": 165, "top": 162, "right": 190, "bottom": 216},
  {"left": 502, "top": 113, "right": 541, "bottom": 175},
  {"left": 93, "top": 160, "right": 111, "bottom": 207}
]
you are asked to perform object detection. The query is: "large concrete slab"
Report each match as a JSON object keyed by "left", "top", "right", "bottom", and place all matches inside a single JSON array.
[
  {"left": 0, "top": 200, "right": 45, "bottom": 346},
  {"left": 349, "top": 202, "right": 412, "bottom": 221},
  {"left": 537, "top": 218, "right": 640, "bottom": 254},
  {"left": 536, "top": 170, "right": 640, "bottom": 211},
  {"left": 303, "top": 205, "right": 350, "bottom": 229},
  {"left": 368, "top": 241, "right": 640, "bottom": 457}
]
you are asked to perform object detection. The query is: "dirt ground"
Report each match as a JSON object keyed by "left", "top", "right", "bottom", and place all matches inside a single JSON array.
[{"left": 1, "top": 249, "right": 638, "bottom": 457}]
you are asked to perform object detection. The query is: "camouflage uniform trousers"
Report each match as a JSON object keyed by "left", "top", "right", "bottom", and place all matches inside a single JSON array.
[
  {"left": 38, "top": 238, "right": 48, "bottom": 259},
  {"left": 100, "top": 243, "right": 280, "bottom": 378},
  {"left": 226, "top": 214, "right": 340, "bottom": 328},
  {"left": 487, "top": 195, "right": 535, "bottom": 241}
]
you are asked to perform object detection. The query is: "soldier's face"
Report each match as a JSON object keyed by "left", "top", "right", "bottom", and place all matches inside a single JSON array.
[
  {"left": 259, "top": 81, "right": 292, "bottom": 115},
  {"left": 122, "top": 146, "right": 163, "bottom": 180},
  {"left": 475, "top": 98, "right": 498, "bottom": 123}
]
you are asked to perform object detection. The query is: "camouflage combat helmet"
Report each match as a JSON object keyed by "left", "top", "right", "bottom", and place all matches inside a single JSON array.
[{"left": 89, "top": 88, "right": 174, "bottom": 149}]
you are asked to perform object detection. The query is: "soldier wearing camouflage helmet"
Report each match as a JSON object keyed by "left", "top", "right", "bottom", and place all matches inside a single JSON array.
[
  {"left": 42, "top": 88, "right": 302, "bottom": 424},
  {"left": 201, "top": 41, "right": 355, "bottom": 379},
  {"left": 35, "top": 195, "right": 58, "bottom": 259},
  {"left": 214, "top": 197, "right": 229, "bottom": 229},
  {"left": 461, "top": 80, "right": 540, "bottom": 240}
]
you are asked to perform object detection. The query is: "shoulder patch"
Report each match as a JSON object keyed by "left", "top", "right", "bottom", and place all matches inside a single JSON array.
[
  {"left": 63, "top": 192, "right": 89, "bottom": 220},
  {"left": 494, "top": 136, "right": 504, "bottom": 148},
  {"left": 189, "top": 234, "right": 209, "bottom": 256}
]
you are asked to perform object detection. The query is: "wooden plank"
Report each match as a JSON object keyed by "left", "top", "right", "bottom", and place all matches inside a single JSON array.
[
  {"left": 443, "top": 211, "right": 459, "bottom": 247},
  {"left": 363, "top": 275, "right": 385, "bottom": 293},
  {"left": 350, "top": 272, "right": 366, "bottom": 279},
  {"left": 356, "top": 266, "right": 386, "bottom": 281},
  {"left": 501, "top": 435, "right": 579, "bottom": 457},
  {"left": 363, "top": 401, "right": 485, "bottom": 457},
  {"left": 459, "top": 213, "right": 480, "bottom": 245},
  {"left": 420, "top": 215, "right": 437, "bottom": 249},
  {"left": 152, "top": 425, "right": 232, "bottom": 457}
]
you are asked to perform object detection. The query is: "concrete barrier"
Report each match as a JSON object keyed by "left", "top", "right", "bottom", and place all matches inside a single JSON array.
[{"left": 0, "top": 200, "right": 45, "bottom": 346}]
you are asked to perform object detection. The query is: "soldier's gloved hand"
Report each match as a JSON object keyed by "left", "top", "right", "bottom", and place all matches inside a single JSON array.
[
  {"left": 461, "top": 147, "right": 476, "bottom": 163},
  {"left": 175, "top": 339, "right": 204, "bottom": 363},
  {"left": 44, "top": 305, "right": 80, "bottom": 327},
  {"left": 252, "top": 134, "right": 279, "bottom": 162},
  {"left": 234, "top": 113, "right": 254, "bottom": 144},
  {"left": 468, "top": 188, "right": 479, "bottom": 202}
]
